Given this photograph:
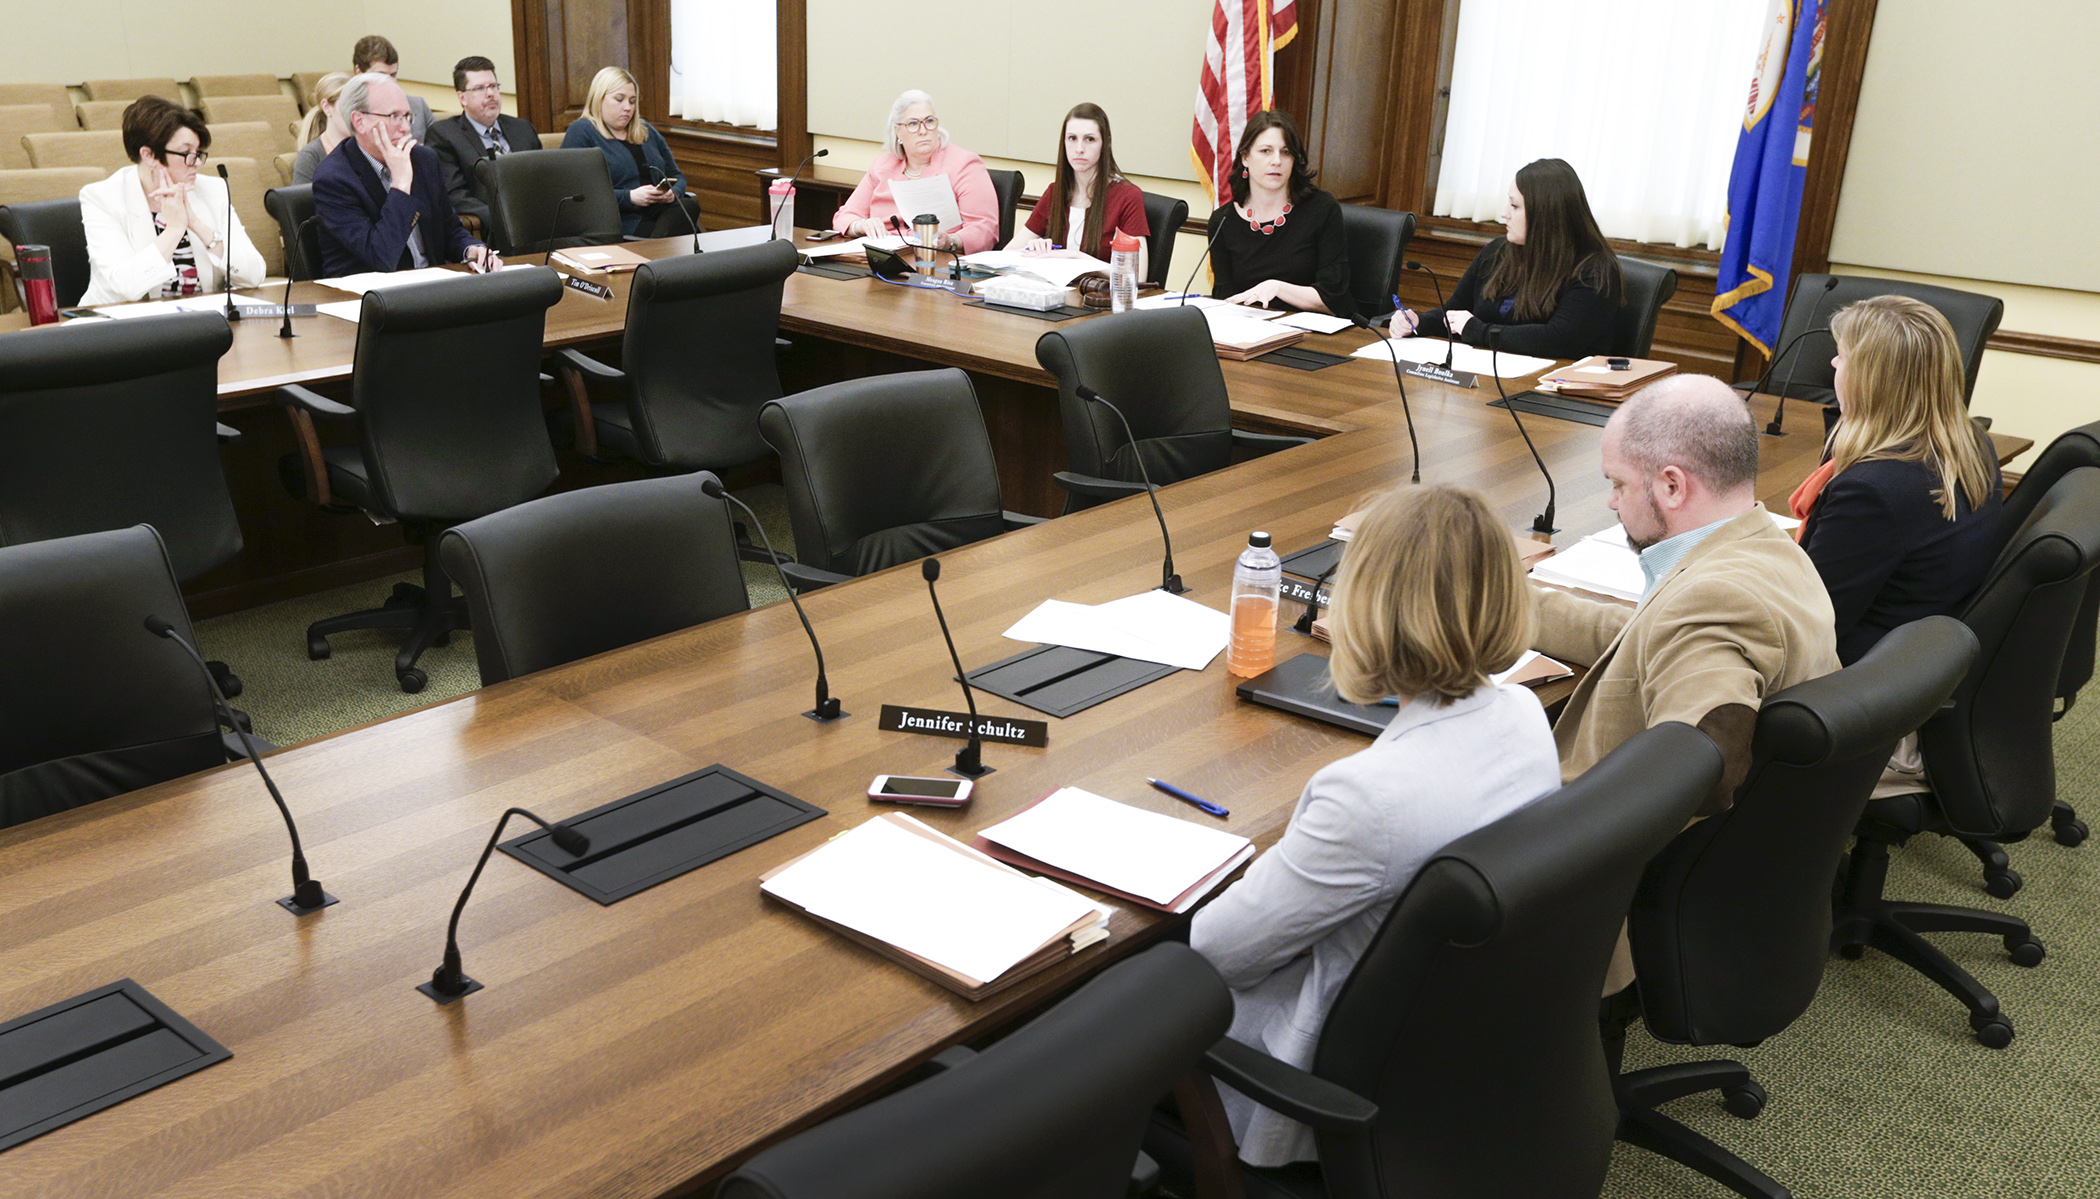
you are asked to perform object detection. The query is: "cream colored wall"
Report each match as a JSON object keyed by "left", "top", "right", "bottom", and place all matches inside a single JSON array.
[
  {"left": 4, "top": 0, "right": 513, "bottom": 100},
  {"left": 1827, "top": 0, "right": 2099, "bottom": 474}
]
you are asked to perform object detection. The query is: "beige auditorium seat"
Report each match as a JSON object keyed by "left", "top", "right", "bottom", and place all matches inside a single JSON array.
[
  {"left": 0, "top": 84, "right": 74, "bottom": 125},
  {"left": 204, "top": 122, "right": 283, "bottom": 167},
  {"left": 200, "top": 95, "right": 300, "bottom": 149},
  {"left": 290, "top": 71, "right": 332, "bottom": 112},
  {"left": 191, "top": 74, "right": 282, "bottom": 99},
  {"left": 22, "top": 130, "right": 128, "bottom": 172},
  {"left": 214, "top": 156, "right": 284, "bottom": 277},
  {"left": 0, "top": 105, "right": 76, "bottom": 169},
  {"left": 0, "top": 166, "right": 106, "bottom": 309},
  {"left": 81, "top": 78, "right": 184, "bottom": 103},
  {"left": 272, "top": 151, "right": 296, "bottom": 185},
  {"left": 540, "top": 132, "right": 566, "bottom": 150},
  {"left": 75, "top": 100, "right": 134, "bottom": 131}
]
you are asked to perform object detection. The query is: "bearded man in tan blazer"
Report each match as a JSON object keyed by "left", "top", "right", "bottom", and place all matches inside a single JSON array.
[{"left": 1534, "top": 376, "right": 1841, "bottom": 1002}]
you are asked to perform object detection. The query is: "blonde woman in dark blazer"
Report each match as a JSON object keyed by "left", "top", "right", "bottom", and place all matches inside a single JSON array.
[{"left": 1191, "top": 485, "right": 1560, "bottom": 1168}]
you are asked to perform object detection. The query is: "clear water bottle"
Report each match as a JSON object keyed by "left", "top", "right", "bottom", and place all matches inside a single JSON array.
[
  {"left": 1227, "top": 531, "right": 1282, "bottom": 677},
  {"left": 1109, "top": 229, "right": 1141, "bottom": 313}
]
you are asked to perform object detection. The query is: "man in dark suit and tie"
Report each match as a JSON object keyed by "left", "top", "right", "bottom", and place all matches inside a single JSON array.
[
  {"left": 426, "top": 56, "right": 540, "bottom": 236},
  {"left": 312, "top": 73, "right": 499, "bottom": 277}
]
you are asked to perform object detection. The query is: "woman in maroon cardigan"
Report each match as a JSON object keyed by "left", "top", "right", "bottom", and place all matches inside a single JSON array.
[{"left": 1007, "top": 102, "right": 1149, "bottom": 273}]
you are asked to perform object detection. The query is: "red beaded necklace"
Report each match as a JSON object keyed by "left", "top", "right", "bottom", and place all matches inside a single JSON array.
[{"left": 1244, "top": 202, "right": 1292, "bottom": 235}]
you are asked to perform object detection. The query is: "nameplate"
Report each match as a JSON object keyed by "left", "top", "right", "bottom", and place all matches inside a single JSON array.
[
  {"left": 879, "top": 704, "right": 1048, "bottom": 748},
  {"left": 1404, "top": 361, "right": 1478, "bottom": 388},
  {"left": 563, "top": 274, "right": 614, "bottom": 300},
  {"left": 1279, "top": 577, "right": 1331, "bottom": 608}
]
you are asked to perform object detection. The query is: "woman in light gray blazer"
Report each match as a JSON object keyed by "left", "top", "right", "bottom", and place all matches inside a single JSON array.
[{"left": 1191, "top": 485, "right": 1562, "bottom": 1168}]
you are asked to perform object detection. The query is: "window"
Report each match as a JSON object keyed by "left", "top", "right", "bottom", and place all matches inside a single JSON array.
[
  {"left": 1433, "top": 0, "right": 1768, "bottom": 249},
  {"left": 669, "top": 0, "right": 778, "bottom": 128}
]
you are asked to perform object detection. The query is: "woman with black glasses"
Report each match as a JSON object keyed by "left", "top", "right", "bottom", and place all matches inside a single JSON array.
[{"left": 79, "top": 96, "right": 266, "bottom": 306}]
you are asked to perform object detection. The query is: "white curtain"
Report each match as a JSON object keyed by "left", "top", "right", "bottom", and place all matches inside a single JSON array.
[
  {"left": 670, "top": 0, "right": 778, "bottom": 128},
  {"left": 1434, "top": 0, "right": 1769, "bottom": 249}
]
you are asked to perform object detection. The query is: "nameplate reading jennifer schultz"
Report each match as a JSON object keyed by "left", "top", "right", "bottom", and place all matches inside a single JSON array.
[{"left": 879, "top": 705, "right": 1048, "bottom": 748}]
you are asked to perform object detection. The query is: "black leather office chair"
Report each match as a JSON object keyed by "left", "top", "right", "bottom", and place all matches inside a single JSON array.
[
  {"left": 0, "top": 310, "right": 248, "bottom": 696},
  {"left": 1616, "top": 617, "right": 1976, "bottom": 1199},
  {"left": 716, "top": 943, "right": 1230, "bottom": 1199},
  {"left": 1150, "top": 724, "right": 1721, "bottom": 1199},
  {"left": 984, "top": 168, "right": 1023, "bottom": 248},
  {"left": 0, "top": 526, "right": 228, "bottom": 829},
  {"left": 758, "top": 369, "right": 1039, "bottom": 589},
  {"left": 276, "top": 267, "right": 565, "bottom": 692},
  {"left": 554, "top": 239, "right": 798, "bottom": 468},
  {"left": 1337, "top": 203, "right": 1414, "bottom": 321},
  {"left": 1953, "top": 418, "right": 2100, "bottom": 893},
  {"left": 264, "top": 184, "right": 323, "bottom": 282},
  {"left": 1140, "top": 190, "right": 1188, "bottom": 288},
  {"left": 1832, "top": 467, "right": 2100, "bottom": 1046},
  {"left": 1035, "top": 305, "right": 1309, "bottom": 512},
  {"left": 0, "top": 198, "right": 91, "bottom": 307},
  {"left": 1611, "top": 257, "right": 1678, "bottom": 358},
  {"left": 1750, "top": 273, "right": 2004, "bottom": 407},
  {"left": 438, "top": 472, "right": 750, "bottom": 686},
  {"left": 477, "top": 148, "right": 623, "bottom": 254}
]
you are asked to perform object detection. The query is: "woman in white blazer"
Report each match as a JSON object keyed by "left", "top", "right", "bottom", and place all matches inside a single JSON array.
[
  {"left": 1190, "top": 485, "right": 1562, "bottom": 1168},
  {"left": 79, "top": 96, "right": 266, "bottom": 308}
]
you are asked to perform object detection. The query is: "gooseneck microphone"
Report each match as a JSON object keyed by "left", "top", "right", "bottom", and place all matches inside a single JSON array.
[
  {"left": 145, "top": 615, "right": 335, "bottom": 915},
  {"left": 1074, "top": 385, "right": 1186, "bottom": 594},
  {"left": 215, "top": 163, "right": 240, "bottom": 321},
  {"left": 547, "top": 193, "right": 585, "bottom": 252},
  {"left": 279, "top": 215, "right": 321, "bottom": 339},
  {"left": 1176, "top": 209, "right": 1231, "bottom": 306},
  {"left": 771, "top": 147, "right": 829, "bottom": 240},
  {"left": 1292, "top": 557, "right": 1340, "bottom": 636},
  {"left": 418, "top": 806, "right": 589, "bottom": 1003},
  {"left": 1487, "top": 329, "right": 1558, "bottom": 535},
  {"left": 1352, "top": 313, "right": 1420, "bottom": 484},
  {"left": 1405, "top": 259, "right": 1457, "bottom": 371},
  {"left": 921, "top": 558, "right": 992, "bottom": 779},
  {"left": 697, "top": 473, "right": 846, "bottom": 722},
  {"left": 1758, "top": 276, "right": 1842, "bottom": 435}
]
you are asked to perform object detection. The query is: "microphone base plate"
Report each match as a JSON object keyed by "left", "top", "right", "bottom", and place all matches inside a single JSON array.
[
  {"left": 416, "top": 974, "right": 484, "bottom": 1005},
  {"left": 276, "top": 889, "right": 340, "bottom": 916},
  {"left": 801, "top": 707, "right": 849, "bottom": 723},
  {"left": 1159, "top": 578, "right": 1189, "bottom": 596},
  {"left": 946, "top": 761, "right": 996, "bottom": 779}
]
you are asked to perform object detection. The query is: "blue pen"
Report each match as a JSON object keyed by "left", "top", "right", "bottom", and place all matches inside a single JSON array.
[{"left": 1148, "top": 778, "right": 1229, "bottom": 818}]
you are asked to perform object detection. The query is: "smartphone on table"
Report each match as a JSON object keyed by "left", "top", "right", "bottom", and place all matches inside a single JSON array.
[{"left": 867, "top": 774, "right": 973, "bottom": 807}]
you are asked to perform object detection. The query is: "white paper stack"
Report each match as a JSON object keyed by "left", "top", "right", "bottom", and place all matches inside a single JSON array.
[
  {"left": 761, "top": 814, "right": 1108, "bottom": 996},
  {"left": 1350, "top": 337, "right": 1555, "bottom": 379},
  {"left": 316, "top": 266, "right": 464, "bottom": 295},
  {"left": 1002, "top": 589, "right": 1231, "bottom": 671},
  {"left": 1529, "top": 512, "right": 1802, "bottom": 604},
  {"left": 959, "top": 250, "right": 1112, "bottom": 288},
  {"left": 974, "top": 787, "right": 1255, "bottom": 913}
]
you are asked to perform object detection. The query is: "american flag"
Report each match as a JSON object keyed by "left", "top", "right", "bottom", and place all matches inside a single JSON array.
[{"left": 1191, "top": 0, "right": 1299, "bottom": 207}]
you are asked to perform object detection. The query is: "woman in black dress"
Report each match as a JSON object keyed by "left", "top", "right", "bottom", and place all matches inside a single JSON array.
[
  {"left": 1206, "top": 110, "right": 1352, "bottom": 317},
  {"left": 1405, "top": 157, "right": 1621, "bottom": 359}
]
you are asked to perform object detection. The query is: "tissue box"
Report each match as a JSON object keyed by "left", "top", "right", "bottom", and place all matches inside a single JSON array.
[{"left": 976, "top": 275, "right": 1067, "bottom": 311}]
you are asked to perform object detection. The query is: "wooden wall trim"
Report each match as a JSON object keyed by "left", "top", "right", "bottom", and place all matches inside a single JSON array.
[
  {"left": 1381, "top": 0, "right": 1449, "bottom": 214},
  {"left": 511, "top": 0, "right": 551, "bottom": 131},
  {"left": 1792, "top": 0, "right": 1879, "bottom": 277},
  {"left": 1989, "top": 330, "right": 2100, "bottom": 365},
  {"left": 776, "top": 0, "right": 808, "bottom": 170}
]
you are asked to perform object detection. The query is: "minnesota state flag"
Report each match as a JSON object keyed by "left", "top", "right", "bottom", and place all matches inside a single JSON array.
[{"left": 1712, "top": 0, "right": 1828, "bottom": 356}]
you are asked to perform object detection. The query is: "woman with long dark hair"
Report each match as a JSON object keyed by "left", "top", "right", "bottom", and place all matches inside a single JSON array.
[
  {"left": 1009, "top": 102, "right": 1149, "bottom": 270},
  {"left": 1206, "top": 109, "right": 1352, "bottom": 316},
  {"left": 1406, "top": 157, "right": 1621, "bottom": 358}
]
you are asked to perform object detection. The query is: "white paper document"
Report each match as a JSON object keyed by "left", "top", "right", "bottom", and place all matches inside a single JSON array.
[
  {"left": 1273, "top": 311, "right": 1353, "bottom": 334},
  {"left": 1133, "top": 292, "right": 1234, "bottom": 311},
  {"left": 762, "top": 816, "right": 1101, "bottom": 985},
  {"left": 1002, "top": 589, "right": 1230, "bottom": 672},
  {"left": 1491, "top": 650, "right": 1545, "bottom": 686},
  {"left": 96, "top": 295, "right": 271, "bottom": 319},
  {"left": 980, "top": 788, "right": 1252, "bottom": 907},
  {"left": 316, "top": 299, "right": 364, "bottom": 323},
  {"left": 959, "top": 250, "right": 1111, "bottom": 288},
  {"left": 1528, "top": 537, "right": 1648, "bottom": 603},
  {"left": 886, "top": 173, "right": 962, "bottom": 233},
  {"left": 1350, "top": 337, "right": 1555, "bottom": 379},
  {"left": 316, "top": 266, "right": 464, "bottom": 295},
  {"left": 800, "top": 236, "right": 873, "bottom": 259}
]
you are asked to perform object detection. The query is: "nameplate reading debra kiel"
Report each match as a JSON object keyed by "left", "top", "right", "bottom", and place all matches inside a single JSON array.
[{"left": 878, "top": 705, "right": 1049, "bottom": 748}]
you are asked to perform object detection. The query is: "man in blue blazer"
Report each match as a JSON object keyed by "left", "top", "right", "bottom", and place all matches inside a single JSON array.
[{"left": 314, "top": 73, "right": 499, "bottom": 277}]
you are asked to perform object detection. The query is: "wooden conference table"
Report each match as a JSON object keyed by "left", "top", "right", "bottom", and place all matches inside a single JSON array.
[{"left": 0, "top": 246, "right": 2031, "bottom": 1197}]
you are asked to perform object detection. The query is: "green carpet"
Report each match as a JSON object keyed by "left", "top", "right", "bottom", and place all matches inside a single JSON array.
[{"left": 191, "top": 488, "right": 2100, "bottom": 1196}]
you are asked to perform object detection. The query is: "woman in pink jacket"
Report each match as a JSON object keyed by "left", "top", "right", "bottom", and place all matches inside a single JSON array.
[{"left": 831, "top": 89, "right": 1000, "bottom": 254}]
